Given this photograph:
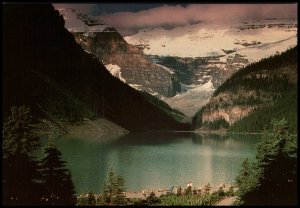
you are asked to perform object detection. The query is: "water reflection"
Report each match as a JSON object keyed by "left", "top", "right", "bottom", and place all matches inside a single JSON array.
[{"left": 42, "top": 132, "right": 261, "bottom": 194}]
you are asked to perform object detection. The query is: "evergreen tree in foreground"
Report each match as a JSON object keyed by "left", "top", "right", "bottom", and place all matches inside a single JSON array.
[
  {"left": 3, "top": 106, "right": 40, "bottom": 156},
  {"left": 2, "top": 106, "right": 43, "bottom": 205},
  {"left": 235, "top": 118, "right": 297, "bottom": 205},
  {"left": 39, "top": 144, "right": 77, "bottom": 205},
  {"left": 103, "top": 169, "right": 126, "bottom": 205},
  {"left": 3, "top": 106, "right": 77, "bottom": 205}
]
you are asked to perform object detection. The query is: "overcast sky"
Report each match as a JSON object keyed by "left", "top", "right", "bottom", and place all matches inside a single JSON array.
[{"left": 53, "top": 3, "right": 297, "bottom": 36}]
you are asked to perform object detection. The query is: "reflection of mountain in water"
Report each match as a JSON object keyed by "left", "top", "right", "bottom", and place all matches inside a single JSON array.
[{"left": 192, "top": 133, "right": 261, "bottom": 149}]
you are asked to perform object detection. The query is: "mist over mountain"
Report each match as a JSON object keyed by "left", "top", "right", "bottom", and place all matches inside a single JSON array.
[{"left": 55, "top": 4, "right": 297, "bottom": 36}]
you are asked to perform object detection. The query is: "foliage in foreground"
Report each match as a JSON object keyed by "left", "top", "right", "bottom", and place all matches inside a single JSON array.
[
  {"left": 235, "top": 118, "right": 297, "bottom": 205},
  {"left": 77, "top": 184, "right": 235, "bottom": 206},
  {"left": 3, "top": 106, "right": 43, "bottom": 205},
  {"left": 2, "top": 106, "right": 76, "bottom": 206},
  {"left": 77, "top": 169, "right": 126, "bottom": 206},
  {"left": 159, "top": 186, "right": 232, "bottom": 206},
  {"left": 39, "top": 144, "right": 77, "bottom": 205},
  {"left": 102, "top": 169, "right": 126, "bottom": 205},
  {"left": 3, "top": 106, "right": 40, "bottom": 156},
  {"left": 77, "top": 192, "right": 97, "bottom": 206},
  {"left": 127, "top": 184, "right": 234, "bottom": 206}
]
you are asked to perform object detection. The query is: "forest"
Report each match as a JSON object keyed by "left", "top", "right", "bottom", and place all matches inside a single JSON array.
[{"left": 193, "top": 46, "right": 297, "bottom": 133}]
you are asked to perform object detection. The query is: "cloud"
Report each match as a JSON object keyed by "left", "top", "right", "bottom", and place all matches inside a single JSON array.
[
  {"left": 99, "top": 4, "right": 297, "bottom": 36},
  {"left": 53, "top": 3, "right": 96, "bottom": 14}
]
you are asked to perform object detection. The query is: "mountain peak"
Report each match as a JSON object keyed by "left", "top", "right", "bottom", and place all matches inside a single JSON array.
[{"left": 58, "top": 8, "right": 116, "bottom": 33}]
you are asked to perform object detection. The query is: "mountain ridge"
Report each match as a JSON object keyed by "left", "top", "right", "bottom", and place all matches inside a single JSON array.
[
  {"left": 3, "top": 4, "right": 190, "bottom": 132},
  {"left": 125, "top": 18, "right": 297, "bottom": 116},
  {"left": 58, "top": 8, "right": 181, "bottom": 98}
]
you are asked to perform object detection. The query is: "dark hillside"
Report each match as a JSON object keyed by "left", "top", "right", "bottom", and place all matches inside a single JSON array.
[
  {"left": 3, "top": 4, "right": 190, "bottom": 131},
  {"left": 192, "top": 46, "right": 297, "bottom": 133}
]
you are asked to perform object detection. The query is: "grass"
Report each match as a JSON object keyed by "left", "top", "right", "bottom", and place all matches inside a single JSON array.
[{"left": 159, "top": 192, "right": 225, "bottom": 206}]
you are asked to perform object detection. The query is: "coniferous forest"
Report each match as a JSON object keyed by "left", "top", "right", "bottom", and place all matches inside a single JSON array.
[
  {"left": 2, "top": 3, "right": 297, "bottom": 206},
  {"left": 193, "top": 46, "right": 297, "bottom": 134}
]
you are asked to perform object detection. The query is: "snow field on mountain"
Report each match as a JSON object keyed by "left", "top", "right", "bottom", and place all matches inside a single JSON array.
[{"left": 105, "top": 64, "right": 126, "bottom": 83}]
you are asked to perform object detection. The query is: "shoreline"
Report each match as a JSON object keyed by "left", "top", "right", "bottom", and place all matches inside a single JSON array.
[
  {"left": 194, "top": 129, "right": 264, "bottom": 135},
  {"left": 77, "top": 183, "right": 235, "bottom": 199}
]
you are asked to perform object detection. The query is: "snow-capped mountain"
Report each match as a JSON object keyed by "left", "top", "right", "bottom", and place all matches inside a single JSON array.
[
  {"left": 59, "top": 8, "right": 112, "bottom": 33},
  {"left": 125, "top": 18, "right": 297, "bottom": 116},
  {"left": 58, "top": 8, "right": 181, "bottom": 97},
  {"left": 125, "top": 18, "right": 297, "bottom": 59},
  {"left": 58, "top": 7, "right": 297, "bottom": 117}
]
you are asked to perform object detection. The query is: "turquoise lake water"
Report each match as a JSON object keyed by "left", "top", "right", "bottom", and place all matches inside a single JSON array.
[{"left": 39, "top": 132, "right": 261, "bottom": 194}]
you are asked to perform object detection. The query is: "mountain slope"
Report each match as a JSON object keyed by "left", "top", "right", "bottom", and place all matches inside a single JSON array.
[
  {"left": 3, "top": 4, "right": 190, "bottom": 132},
  {"left": 57, "top": 8, "right": 181, "bottom": 97},
  {"left": 126, "top": 18, "right": 297, "bottom": 116},
  {"left": 192, "top": 46, "right": 297, "bottom": 133},
  {"left": 228, "top": 90, "right": 297, "bottom": 133}
]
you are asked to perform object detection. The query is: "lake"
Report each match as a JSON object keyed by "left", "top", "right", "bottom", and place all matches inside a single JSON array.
[{"left": 40, "top": 132, "right": 261, "bottom": 194}]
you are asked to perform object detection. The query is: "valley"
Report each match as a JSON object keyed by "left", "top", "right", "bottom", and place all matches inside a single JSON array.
[
  {"left": 3, "top": 3, "right": 297, "bottom": 206},
  {"left": 126, "top": 18, "right": 297, "bottom": 116},
  {"left": 57, "top": 8, "right": 297, "bottom": 119}
]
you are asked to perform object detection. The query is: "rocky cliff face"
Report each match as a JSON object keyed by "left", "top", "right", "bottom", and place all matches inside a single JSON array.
[
  {"left": 200, "top": 90, "right": 256, "bottom": 124},
  {"left": 151, "top": 53, "right": 249, "bottom": 116},
  {"left": 202, "top": 106, "right": 254, "bottom": 125},
  {"left": 58, "top": 8, "right": 180, "bottom": 97}
]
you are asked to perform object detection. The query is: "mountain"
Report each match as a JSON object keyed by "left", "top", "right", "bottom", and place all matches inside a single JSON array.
[
  {"left": 3, "top": 4, "right": 190, "bottom": 132},
  {"left": 125, "top": 18, "right": 297, "bottom": 116},
  {"left": 57, "top": 8, "right": 181, "bottom": 97},
  {"left": 125, "top": 18, "right": 297, "bottom": 59},
  {"left": 192, "top": 46, "right": 297, "bottom": 133}
]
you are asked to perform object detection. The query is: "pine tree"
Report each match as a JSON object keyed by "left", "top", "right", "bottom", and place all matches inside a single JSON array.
[
  {"left": 3, "top": 106, "right": 40, "bottom": 156},
  {"left": 2, "top": 106, "right": 43, "bottom": 205},
  {"left": 102, "top": 169, "right": 126, "bottom": 205},
  {"left": 235, "top": 159, "right": 260, "bottom": 205},
  {"left": 39, "top": 144, "right": 76, "bottom": 206},
  {"left": 235, "top": 119, "right": 297, "bottom": 205},
  {"left": 3, "top": 153, "right": 43, "bottom": 205},
  {"left": 255, "top": 119, "right": 297, "bottom": 205}
]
